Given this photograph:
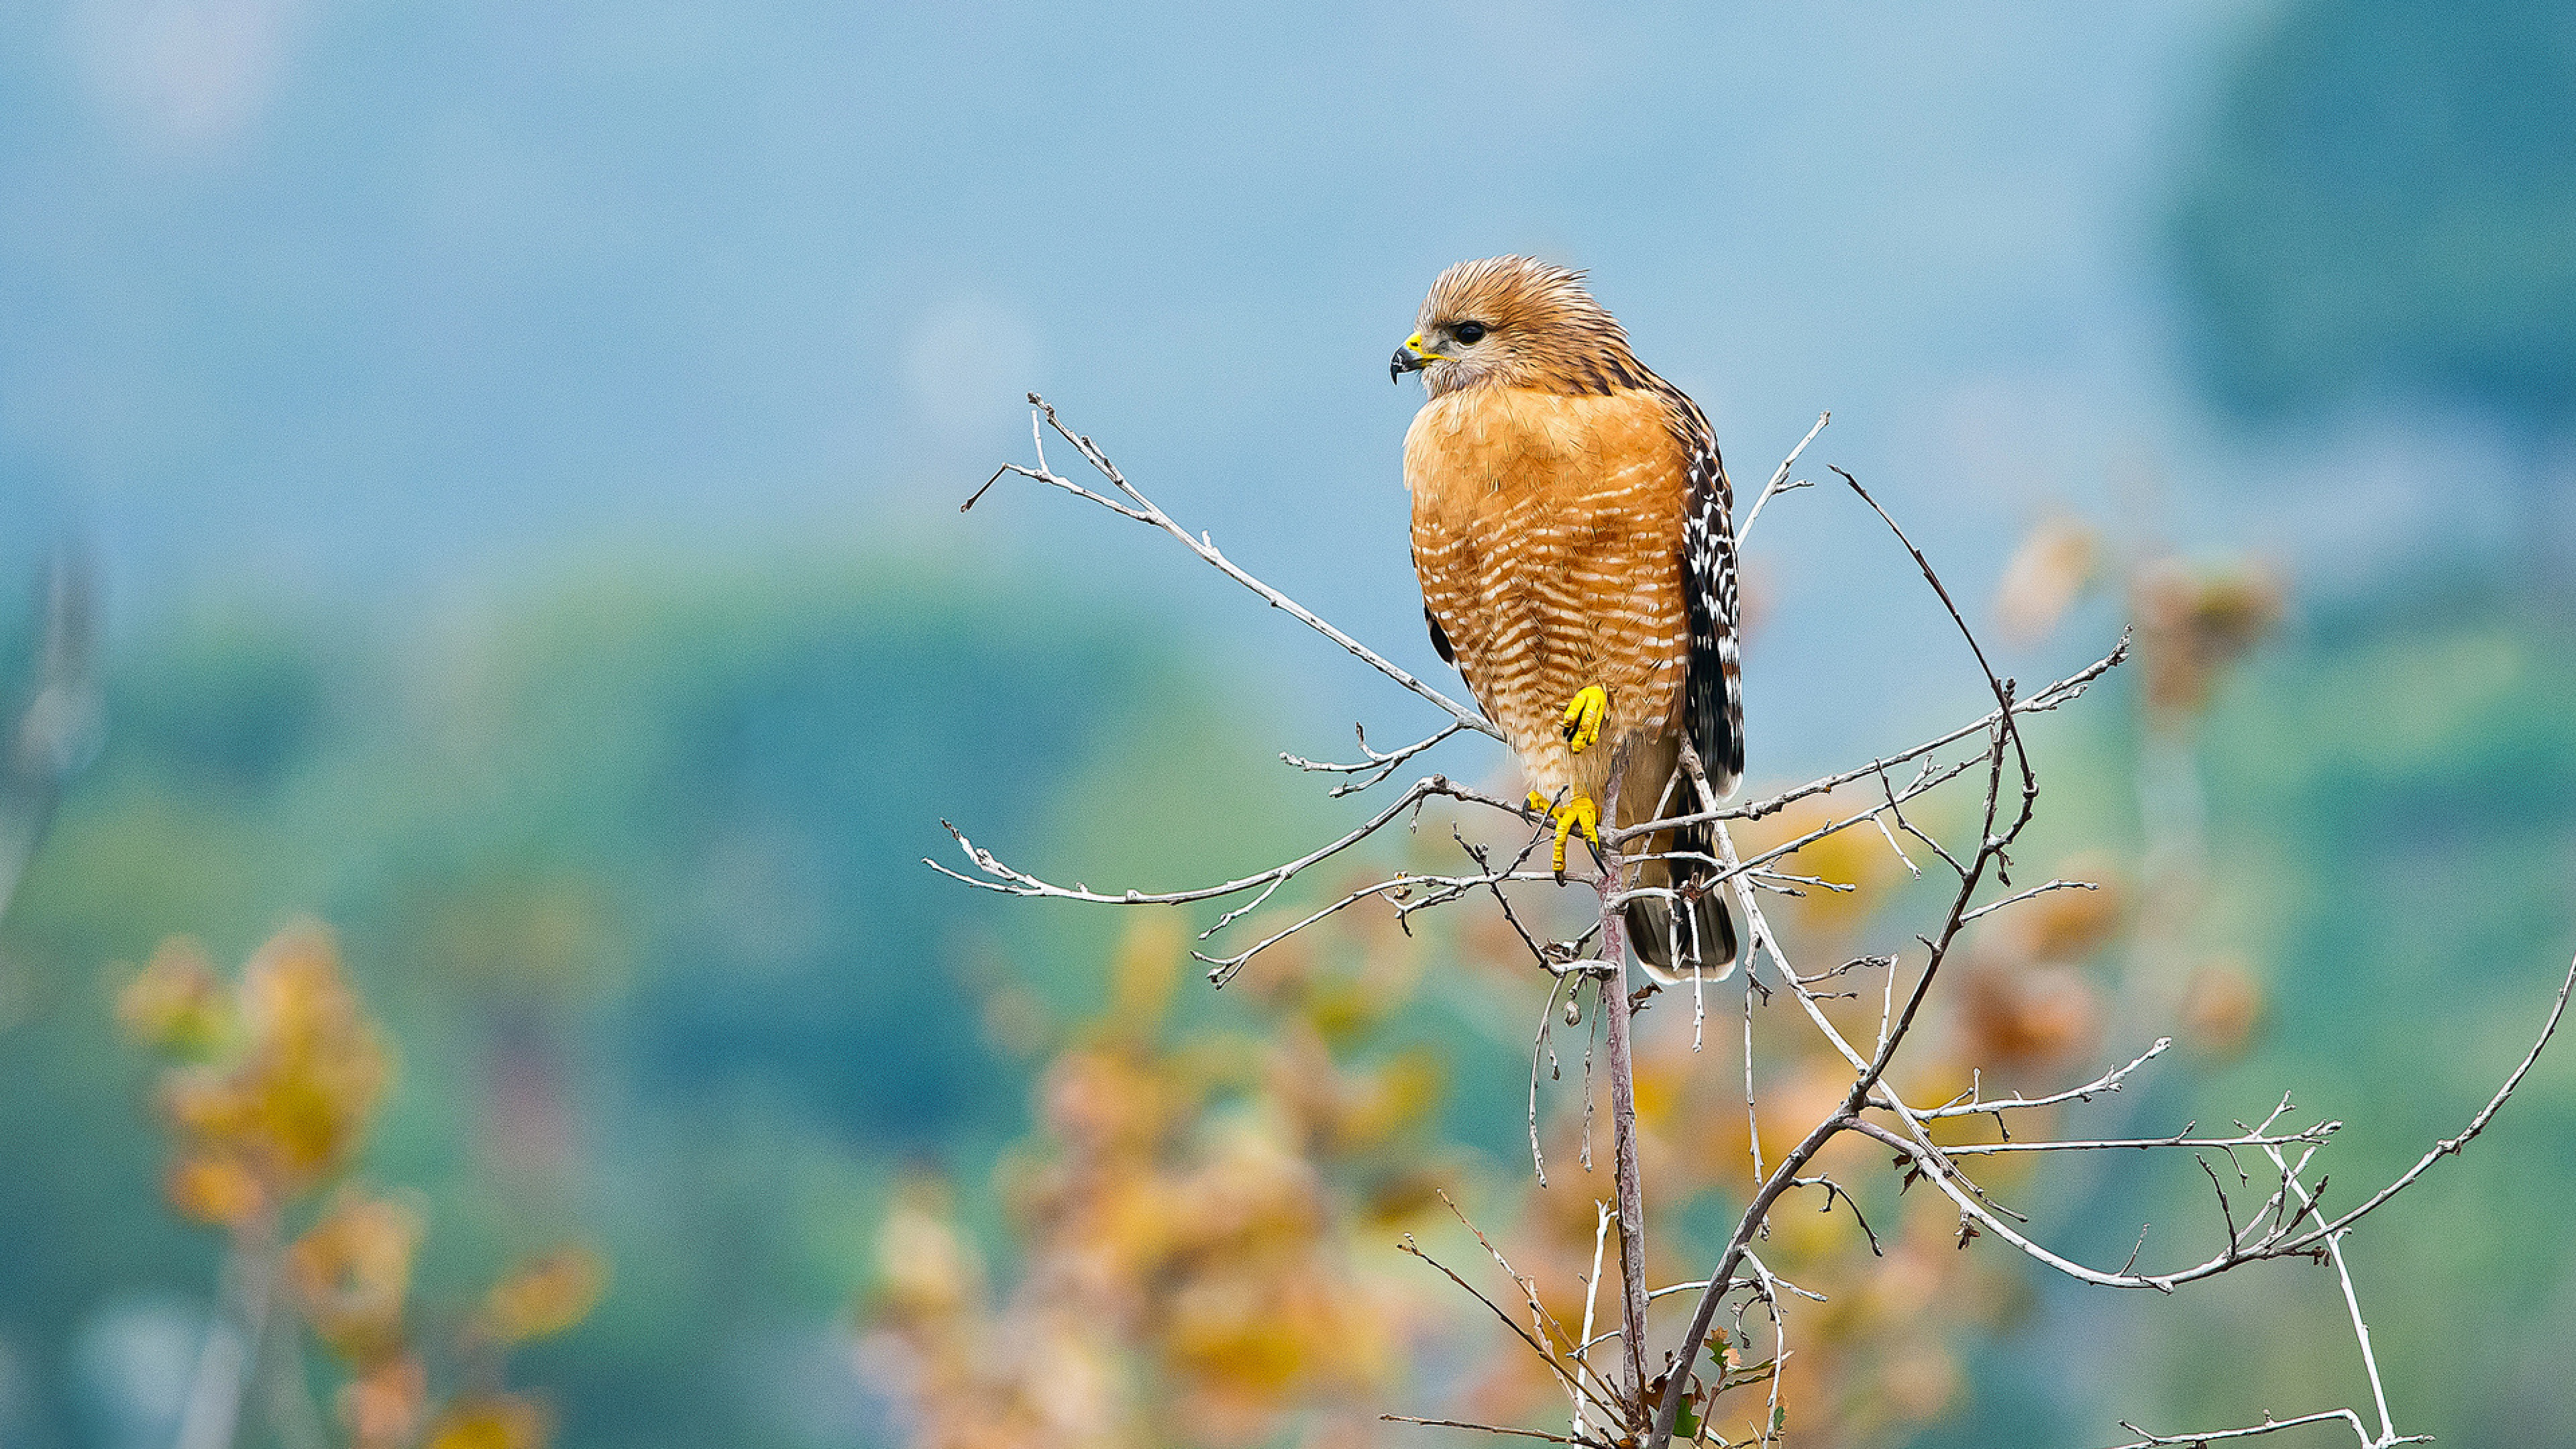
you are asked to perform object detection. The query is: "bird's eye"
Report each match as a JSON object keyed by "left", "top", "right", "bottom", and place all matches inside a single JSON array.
[{"left": 1454, "top": 321, "right": 1489, "bottom": 344}]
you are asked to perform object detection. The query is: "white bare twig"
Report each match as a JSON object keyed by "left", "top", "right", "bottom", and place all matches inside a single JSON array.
[
  {"left": 2096, "top": 1407, "right": 2429, "bottom": 1448},
  {"left": 1934, "top": 1122, "right": 2337, "bottom": 1157},
  {"left": 1915, "top": 1038, "right": 2176, "bottom": 1120},
  {"left": 1572, "top": 1201, "right": 1613, "bottom": 1443},
  {"left": 1735, "top": 412, "right": 1829, "bottom": 543},
  {"left": 1609, "top": 642, "right": 2125, "bottom": 843},
  {"left": 969, "top": 396, "right": 1499, "bottom": 740},
  {"left": 1283, "top": 720, "right": 1477, "bottom": 796},
  {"left": 1956, "top": 877, "right": 2097, "bottom": 926},
  {"left": 2265, "top": 1143, "right": 2404, "bottom": 1448}
]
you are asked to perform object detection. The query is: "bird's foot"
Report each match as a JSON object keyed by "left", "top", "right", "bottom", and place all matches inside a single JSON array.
[
  {"left": 1559, "top": 685, "right": 1608, "bottom": 754},
  {"left": 1527, "top": 790, "right": 1600, "bottom": 877}
]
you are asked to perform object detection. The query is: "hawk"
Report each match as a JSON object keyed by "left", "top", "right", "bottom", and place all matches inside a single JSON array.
[{"left": 1393, "top": 256, "right": 1740, "bottom": 982}]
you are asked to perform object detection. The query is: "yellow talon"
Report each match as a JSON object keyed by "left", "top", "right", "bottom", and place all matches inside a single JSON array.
[
  {"left": 1560, "top": 685, "right": 1608, "bottom": 755},
  {"left": 1528, "top": 790, "right": 1601, "bottom": 875}
]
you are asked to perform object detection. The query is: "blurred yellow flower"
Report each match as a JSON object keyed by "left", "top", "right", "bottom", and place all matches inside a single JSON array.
[
  {"left": 164, "top": 1153, "right": 267, "bottom": 1229},
  {"left": 478, "top": 1245, "right": 609, "bottom": 1346},
  {"left": 426, "top": 1393, "right": 551, "bottom": 1449},
  {"left": 117, "top": 938, "right": 232, "bottom": 1057},
  {"left": 236, "top": 926, "right": 394, "bottom": 1187},
  {"left": 2134, "top": 557, "right": 2284, "bottom": 727},
  {"left": 873, "top": 1185, "right": 985, "bottom": 1323},
  {"left": 287, "top": 1190, "right": 422, "bottom": 1361},
  {"left": 1994, "top": 517, "right": 2100, "bottom": 645},
  {"left": 123, "top": 917, "right": 592, "bottom": 1449},
  {"left": 339, "top": 1354, "right": 427, "bottom": 1449},
  {"left": 142, "top": 925, "right": 394, "bottom": 1208},
  {"left": 2182, "top": 953, "right": 2266, "bottom": 1058},
  {"left": 860, "top": 922, "right": 1432, "bottom": 1449}
]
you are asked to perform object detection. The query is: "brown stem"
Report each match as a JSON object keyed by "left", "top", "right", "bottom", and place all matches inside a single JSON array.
[{"left": 1593, "top": 759, "right": 1651, "bottom": 1421}]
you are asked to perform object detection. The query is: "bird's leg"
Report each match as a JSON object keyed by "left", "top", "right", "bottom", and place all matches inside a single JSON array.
[
  {"left": 1559, "top": 685, "right": 1609, "bottom": 754},
  {"left": 1527, "top": 790, "right": 1600, "bottom": 878}
]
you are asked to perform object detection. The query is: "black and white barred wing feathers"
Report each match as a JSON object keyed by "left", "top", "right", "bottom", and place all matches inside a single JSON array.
[{"left": 1674, "top": 398, "right": 1743, "bottom": 803}]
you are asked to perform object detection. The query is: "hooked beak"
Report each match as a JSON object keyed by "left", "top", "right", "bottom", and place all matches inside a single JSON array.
[{"left": 1389, "top": 331, "right": 1440, "bottom": 383}]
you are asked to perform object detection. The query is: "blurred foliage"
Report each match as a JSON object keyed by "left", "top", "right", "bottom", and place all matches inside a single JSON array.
[
  {"left": 1, "top": 537, "right": 2573, "bottom": 1448},
  {"left": 2171, "top": 0, "right": 2576, "bottom": 429},
  {"left": 117, "top": 924, "right": 602, "bottom": 1449},
  {"left": 121, "top": 928, "right": 391, "bottom": 1229},
  {"left": 857, "top": 792, "right": 2132, "bottom": 1449},
  {"left": 857, "top": 914, "right": 1447, "bottom": 1449},
  {"left": 0, "top": 557, "right": 1364, "bottom": 1449}
]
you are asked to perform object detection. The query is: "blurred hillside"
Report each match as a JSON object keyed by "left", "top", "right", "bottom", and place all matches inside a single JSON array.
[{"left": 0, "top": 555, "right": 1505, "bottom": 1449}]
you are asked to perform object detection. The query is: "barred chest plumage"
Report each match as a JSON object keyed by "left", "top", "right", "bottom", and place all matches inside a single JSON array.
[{"left": 1404, "top": 383, "right": 1693, "bottom": 819}]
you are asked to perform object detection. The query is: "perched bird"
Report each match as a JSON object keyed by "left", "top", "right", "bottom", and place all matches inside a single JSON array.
[{"left": 1393, "top": 256, "right": 1739, "bottom": 982}]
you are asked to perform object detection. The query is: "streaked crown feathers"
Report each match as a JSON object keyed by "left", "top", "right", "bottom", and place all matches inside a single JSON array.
[{"left": 1412, "top": 255, "right": 1649, "bottom": 398}]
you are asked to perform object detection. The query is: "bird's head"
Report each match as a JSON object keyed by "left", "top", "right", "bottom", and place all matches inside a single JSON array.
[{"left": 1390, "top": 255, "right": 1644, "bottom": 398}]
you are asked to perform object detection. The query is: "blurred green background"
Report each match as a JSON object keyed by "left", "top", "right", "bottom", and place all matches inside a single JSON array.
[{"left": 4, "top": 1, "right": 2576, "bottom": 1445}]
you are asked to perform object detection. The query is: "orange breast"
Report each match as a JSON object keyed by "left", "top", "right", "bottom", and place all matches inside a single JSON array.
[{"left": 1405, "top": 386, "right": 1689, "bottom": 812}]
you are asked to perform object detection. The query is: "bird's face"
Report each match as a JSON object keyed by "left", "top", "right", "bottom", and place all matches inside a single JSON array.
[
  {"left": 1390, "top": 256, "right": 1637, "bottom": 398},
  {"left": 1389, "top": 315, "right": 1502, "bottom": 392}
]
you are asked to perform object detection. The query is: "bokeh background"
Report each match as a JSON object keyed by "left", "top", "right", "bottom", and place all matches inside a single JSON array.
[{"left": 4, "top": 1, "right": 2576, "bottom": 1445}]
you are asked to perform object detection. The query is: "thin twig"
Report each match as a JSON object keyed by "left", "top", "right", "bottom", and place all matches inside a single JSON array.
[
  {"left": 2095, "top": 1407, "right": 2430, "bottom": 1448},
  {"left": 980, "top": 396, "right": 1501, "bottom": 739},
  {"left": 1283, "top": 719, "right": 1475, "bottom": 796},
  {"left": 1381, "top": 1415, "right": 1587, "bottom": 1445},
  {"left": 1574, "top": 1201, "right": 1614, "bottom": 1442},
  {"left": 1736, "top": 412, "right": 1829, "bottom": 543},
  {"left": 1613, "top": 641, "right": 2125, "bottom": 842}
]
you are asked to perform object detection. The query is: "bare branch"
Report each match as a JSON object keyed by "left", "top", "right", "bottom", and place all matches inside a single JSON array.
[
  {"left": 2270, "top": 947, "right": 2576, "bottom": 1251},
  {"left": 951, "top": 392, "right": 2567, "bottom": 1449},
  {"left": 1595, "top": 761, "right": 1654, "bottom": 1413},
  {"left": 1381, "top": 1416, "right": 1588, "bottom": 1446},
  {"left": 1283, "top": 719, "right": 1476, "bottom": 796},
  {"left": 930, "top": 773, "right": 1511, "bottom": 910},
  {"left": 975, "top": 397, "right": 1501, "bottom": 739},
  {"left": 0, "top": 551, "right": 99, "bottom": 923},
  {"left": 2265, "top": 1145, "right": 2399, "bottom": 1447},
  {"left": 1833, "top": 466, "right": 2035, "bottom": 841},
  {"left": 2096, "top": 1408, "right": 2430, "bottom": 1448},
  {"left": 1956, "top": 877, "right": 2098, "bottom": 928},
  {"left": 1441, "top": 1191, "right": 1580, "bottom": 1366},
  {"left": 1573, "top": 1201, "right": 1613, "bottom": 1443},
  {"left": 1933, "top": 1122, "right": 2337, "bottom": 1157},
  {"left": 1653, "top": 471, "right": 2068, "bottom": 1449},
  {"left": 1913, "top": 1038, "right": 2175, "bottom": 1120},
  {"left": 1611, "top": 640, "right": 2125, "bottom": 843},
  {"left": 1735, "top": 412, "right": 1829, "bottom": 543},
  {"left": 1396, "top": 1236, "right": 1623, "bottom": 1420}
]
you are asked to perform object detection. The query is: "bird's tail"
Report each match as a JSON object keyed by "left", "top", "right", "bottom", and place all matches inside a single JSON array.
[{"left": 1625, "top": 818, "right": 1739, "bottom": 987}]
